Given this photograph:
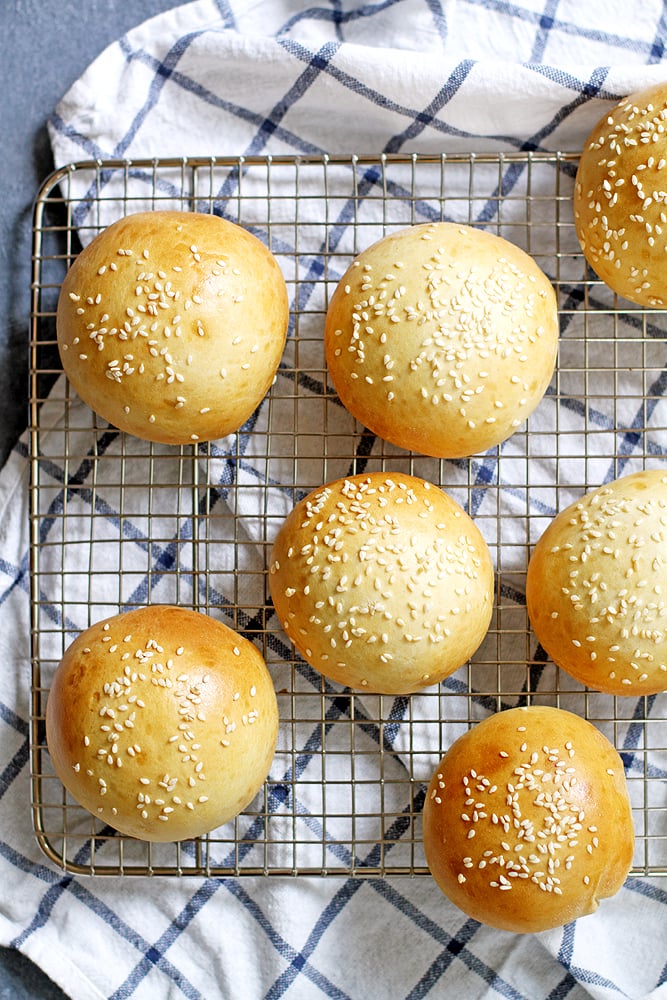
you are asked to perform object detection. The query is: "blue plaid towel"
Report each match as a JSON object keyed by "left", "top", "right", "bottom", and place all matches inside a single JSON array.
[{"left": 2, "top": 0, "right": 666, "bottom": 997}]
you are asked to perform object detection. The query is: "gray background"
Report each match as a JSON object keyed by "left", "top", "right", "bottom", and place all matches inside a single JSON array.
[{"left": 1, "top": 2, "right": 189, "bottom": 995}]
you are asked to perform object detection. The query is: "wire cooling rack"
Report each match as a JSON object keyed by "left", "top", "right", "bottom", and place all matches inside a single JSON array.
[{"left": 29, "top": 152, "right": 667, "bottom": 877}]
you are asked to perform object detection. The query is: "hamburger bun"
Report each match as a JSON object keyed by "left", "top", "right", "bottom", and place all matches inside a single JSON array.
[
  {"left": 324, "top": 222, "right": 558, "bottom": 458},
  {"left": 268, "top": 471, "right": 494, "bottom": 694},
  {"left": 57, "top": 210, "right": 289, "bottom": 444},
  {"left": 423, "top": 706, "right": 634, "bottom": 933},
  {"left": 45, "top": 605, "right": 279, "bottom": 842},
  {"left": 574, "top": 81, "right": 667, "bottom": 307},
  {"left": 526, "top": 470, "right": 667, "bottom": 696}
]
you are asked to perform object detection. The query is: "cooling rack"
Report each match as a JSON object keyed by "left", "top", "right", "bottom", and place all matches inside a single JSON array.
[{"left": 29, "top": 152, "right": 667, "bottom": 876}]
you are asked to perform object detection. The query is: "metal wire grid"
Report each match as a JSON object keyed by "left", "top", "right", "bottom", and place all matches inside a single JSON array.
[{"left": 29, "top": 152, "right": 667, "bottom": 877}]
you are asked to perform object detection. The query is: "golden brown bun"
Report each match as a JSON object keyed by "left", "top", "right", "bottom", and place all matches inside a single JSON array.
[
  {"left": 526, "top": 470, "right": 667, "bottom": 696},
  {"left": 46, "top": 606, "right": 279, "bottom": 842},
  {"left": 574, "top": 82, "right": 667, "bottom": 307},
  {"left": 423, "top": 706, "right": 634, "bottom": 933},
  {"left": 324, "top": 222, "right": 558, "bottom": 458},
  {"left": 269, "top": 472, "right": 494, "bottom": 694},
  {"left": 57, "top": 211, "right": 289, "bottom": 444}
]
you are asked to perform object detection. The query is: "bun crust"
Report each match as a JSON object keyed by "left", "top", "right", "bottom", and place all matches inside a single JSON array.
[
  {"left": 269, "top": 472, "right": 494, "bottom": 694},
  {"left": 526, "top": 470, "right": 667, "bottom": 695},
  {"left": 46, "top": 606, "right": 279, "bottom": 842},
  {"left": 423, "top": 706, "right": 634, "bottom": 933},
  {"left": 57, "top": 211, "right": 288, "bottom": 444},
  {"left": 574, "top": 82, "right": 667, "bottom": 307},
  {"left": 324, "top": 222, "right": 558, "bottom": 458}
]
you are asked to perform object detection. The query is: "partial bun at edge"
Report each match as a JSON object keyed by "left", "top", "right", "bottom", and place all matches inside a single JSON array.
[
  {"left": 526, "top": 469, "right": 667, "bottom": 696},
  {"left": 574, "top": 80, "right": 667, "bottom": 307},
  {"left": 423, "top": 706, "right": 634, "bottom": 933},
  {"left": 46, "top": 606, "right": 279, "bottom": 842}
]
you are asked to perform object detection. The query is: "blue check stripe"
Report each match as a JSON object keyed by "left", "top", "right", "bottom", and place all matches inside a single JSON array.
[
  {"left": 35, "top": 883, "right": 202, "bottom": 999},
  {"left": 211, "top": 0, "right": 236, "bottom": 26},
  {"left": 260, "top": 818, "right": 540, "bottom": 1000},
  {"left": 112, "top": 794, "right": 423, "bottom": 998},
  {"left": 544, "top": 972, "right": 581, "bottom": 1000},
  {"left": 117, "top": 35, "right": 325, "bottom": 160},
  {"left": 117, "top": 875, "right": 356, "bottom": 1000},
  {"left": 66, "top": 27, "right": 230, "bottom": 228},
  {"left": 277, "top": 0, "right": 404, "bottom": 39},
  {"left": 280, "top": 38, "right": 493, "bottom": 148},
  {"left": 221, "top": 881, "right": 353, "bottom": 1000},
  {"left": 111, "top": 30, "right": 207, "bottom": 158},
  {"left": 383, "top": 60, "right": 476, "bottom": 154},
  {"left": 263, "top": 879, "right": 365, "bottom": 999},
  {"left": 459, "top": 0, "right": 661, "bottom": 59},
  {"left": 248, "top": 42, "right": 343, "bottom": 156},
  {"left": 529, "top": 0, "right": 560, "bottom": 62},
  {"left": 368, "top": 882, "right": 524, "bottom": 1000},
  {"left": 0, "top": 700, "right": 29, "bottom": 740},
  {"left": 648, "top": 8, "right": 667, "bottom": 62},
  {"left": 557, "top": 919, "right": 577, "bottom": 973},
  {"left": 0, "top": 557, "right": 30, "bottom": 623},
  {"left": 404, "top": 918, "right": 510, "bottom": 999},
  {"left": 0, "top": 731, "right": 29, "bottom": 803},
  {"left": 280, "top": 39, "right": 613, "bottom": 158},
  {"left": 7, "top": 839, "right": 202, "bottom": 999}
]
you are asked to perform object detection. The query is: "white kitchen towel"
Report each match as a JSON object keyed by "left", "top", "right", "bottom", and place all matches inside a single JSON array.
[{"left": 0, "top": 0, "right": 666, "bottom": 997}]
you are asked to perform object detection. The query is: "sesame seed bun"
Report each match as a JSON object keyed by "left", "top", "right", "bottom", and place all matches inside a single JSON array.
[
  {"left": 423, "top": 706, "right": 634, "bottom": 933},
  {"left": 57, "top": 211, "right": 289, "bottom": 444},
  {"left": 574, "top": 82, "right": 667, "bottom": 307},
  {"left": 526, "top": 470, "right": 667, "bottom": 696},
  {"left": 324, "top": 222, "right": 558, "bottom": 458},
  {"left": 45, "top": 606, "right": 279, "bottom": 842},
  {"left": 268, "top": 472, "right": 494, "bottom": 694}
]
